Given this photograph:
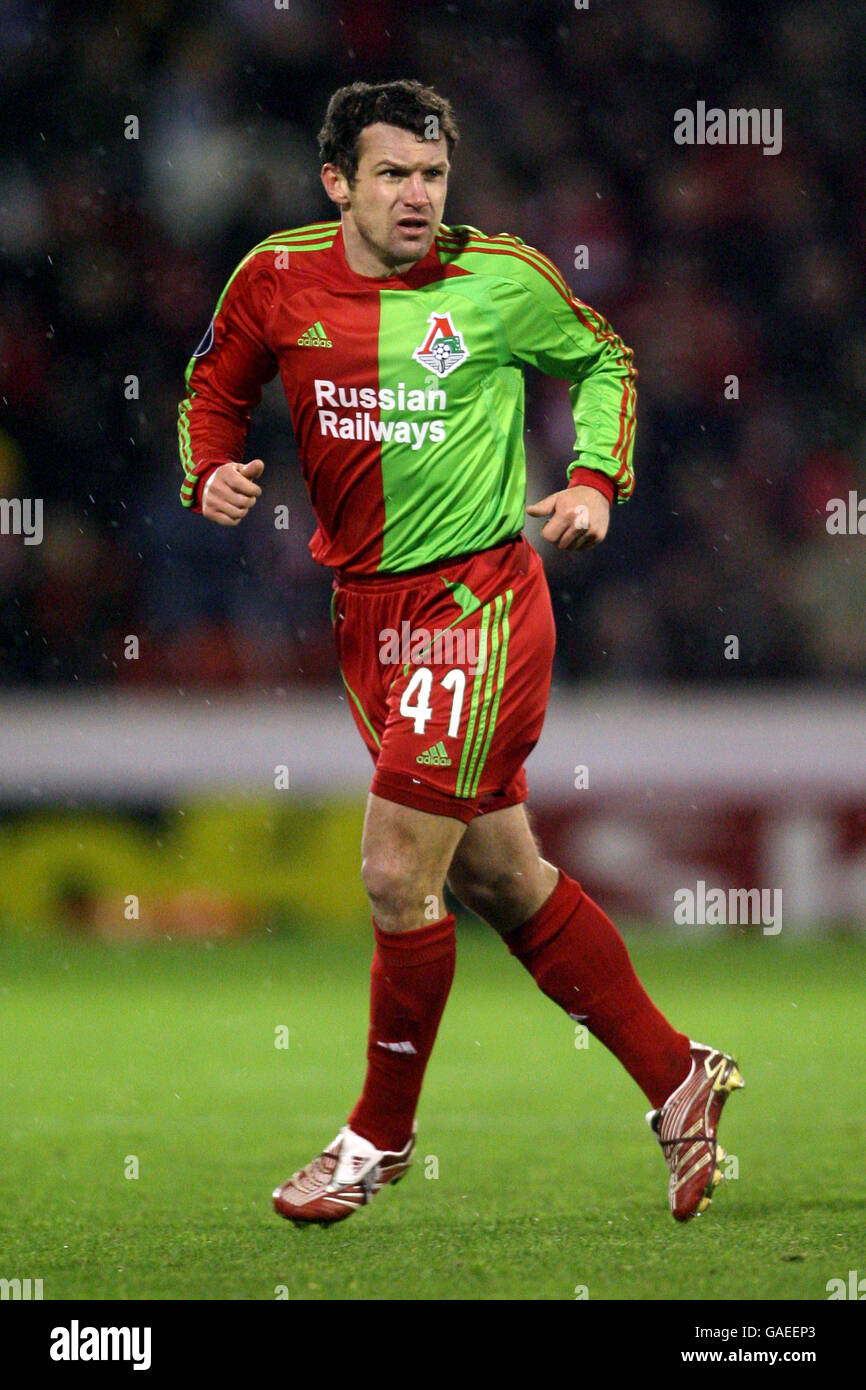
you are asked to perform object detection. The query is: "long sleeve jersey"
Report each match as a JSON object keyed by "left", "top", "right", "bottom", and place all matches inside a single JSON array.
[{"left": 178, "top": 220, "right": 636, "bottom": 574}]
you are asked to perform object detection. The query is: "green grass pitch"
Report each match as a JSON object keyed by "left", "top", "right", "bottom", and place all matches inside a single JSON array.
[{"left": 2, "top": 925, "right": 863, "bottom": 1301}]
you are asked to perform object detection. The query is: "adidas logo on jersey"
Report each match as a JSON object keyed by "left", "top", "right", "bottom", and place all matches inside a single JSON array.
[
  {"left": 416, "top": 741, "right": 451, "bottom": 767},
  {"left": 298, "top": 321, "right": 332, "bottom": 347}
]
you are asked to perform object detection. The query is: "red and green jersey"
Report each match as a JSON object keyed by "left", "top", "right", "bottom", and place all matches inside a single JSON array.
[{"left": 178, "top": 221, "right": 636, "bottom": 574}]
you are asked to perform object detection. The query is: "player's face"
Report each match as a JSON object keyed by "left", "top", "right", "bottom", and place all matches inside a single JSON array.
[{"left": 326, "top": 122, "right": 450, "bottom": 275}]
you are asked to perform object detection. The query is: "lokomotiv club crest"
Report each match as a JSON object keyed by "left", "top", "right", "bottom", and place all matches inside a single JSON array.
[{"left": 412, "top": 311, "right": 470, "bottom": 377}]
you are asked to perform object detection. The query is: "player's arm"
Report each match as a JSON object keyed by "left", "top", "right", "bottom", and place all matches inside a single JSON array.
[
  {"left": 177, "top": 251, "right": 279, "bottom": 525},
  {"left": 499, "top": 240, "right": 637, "bottom": 550}
]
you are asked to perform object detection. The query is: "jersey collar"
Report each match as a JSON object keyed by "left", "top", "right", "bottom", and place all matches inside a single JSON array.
[{"left": 332, "top": 224, "right": 444, "bottom": 289}]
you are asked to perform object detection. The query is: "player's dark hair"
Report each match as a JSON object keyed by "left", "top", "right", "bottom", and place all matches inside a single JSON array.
[{"left": 318, "top": 79, "right": 459, "bottom": 184}]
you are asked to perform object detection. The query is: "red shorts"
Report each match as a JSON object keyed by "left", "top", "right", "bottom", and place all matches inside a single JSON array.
[{"left": 331, "top": 533, "right": 556, "bottom": 824}]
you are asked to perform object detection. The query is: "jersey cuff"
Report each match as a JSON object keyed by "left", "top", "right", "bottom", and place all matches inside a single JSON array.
[
  {"left": 567, "top": 467, "right": 616, "bottom": 506},
  {"left": 192, "top": 464, "right": 222, "bottom": 512}
]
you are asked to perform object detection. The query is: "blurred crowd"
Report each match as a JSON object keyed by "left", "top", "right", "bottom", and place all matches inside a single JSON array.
[{"left": 1, "top": 0, "right": 864, "bottom": 690}]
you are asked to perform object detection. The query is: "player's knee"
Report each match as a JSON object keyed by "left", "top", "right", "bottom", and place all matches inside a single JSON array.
[
  {"left": 447, "top": 863, "right": 515, "bottom": 918},
  {"left": 361, "top": 851, "right": 421, "bottom": 927},
  {"left": 448, "top": 858, "right": 552, "bottom": 930},
  {"left": 446, "top": 864, "right": 484, "bottom": 917}
]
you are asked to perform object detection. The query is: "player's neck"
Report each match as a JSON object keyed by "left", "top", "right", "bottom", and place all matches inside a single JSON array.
[{"left": 340, "top": 218, "right": 421, "bottom": 280}]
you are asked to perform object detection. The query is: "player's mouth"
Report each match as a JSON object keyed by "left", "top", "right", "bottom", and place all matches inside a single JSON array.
[{"left": 395, "top": 217, "right": 429, "bottom": 236}]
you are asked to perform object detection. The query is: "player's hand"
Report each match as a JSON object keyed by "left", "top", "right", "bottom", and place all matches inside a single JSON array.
[
  {"left": 526, "top": 485, "right": 610, "bottom": 551},
  {"left": 201, "top": 459, "right": 264, "bottom": 526}
]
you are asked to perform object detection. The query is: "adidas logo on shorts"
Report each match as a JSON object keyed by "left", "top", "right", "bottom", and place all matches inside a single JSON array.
[{"left": 416, "top": 740, "right": 452, "bottom": 767}]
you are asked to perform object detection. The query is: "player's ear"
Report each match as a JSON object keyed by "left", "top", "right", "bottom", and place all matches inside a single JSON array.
[{"left": 321, "top": 164, "right": 350, "bottom": 208}]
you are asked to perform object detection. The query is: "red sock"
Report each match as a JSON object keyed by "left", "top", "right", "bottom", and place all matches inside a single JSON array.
[
  {"left": 348, "top": 913, "right": 456, "bottom": 1151},
  {"left": 504, "top": 871, "right": 691, "bottom": 1108}
]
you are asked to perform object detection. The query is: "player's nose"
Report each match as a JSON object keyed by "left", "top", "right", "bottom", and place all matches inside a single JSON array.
[{"left": 402, "top": 173, "right": 429, "bottom": 205}]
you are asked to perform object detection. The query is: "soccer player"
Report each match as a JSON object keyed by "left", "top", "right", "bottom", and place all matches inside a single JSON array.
[{"left": 178, "top": 80, "right": 743, "bottom": 1224}]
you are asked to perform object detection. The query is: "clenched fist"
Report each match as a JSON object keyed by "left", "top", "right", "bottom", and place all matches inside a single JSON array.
[
  {"left": 202, "top": 459, "right": 265, "bottom": 526},
  {"left": 526, "top": 485, "right": 610, "bottom": 551}
]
